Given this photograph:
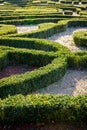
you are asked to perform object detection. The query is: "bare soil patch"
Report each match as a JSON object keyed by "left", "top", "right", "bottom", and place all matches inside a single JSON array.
[
  {"left": 0, "top": 122, "right": 87, "bottom": 130},
  {"left": 0, "top": 65, "right": 37, "bottom": 79}
]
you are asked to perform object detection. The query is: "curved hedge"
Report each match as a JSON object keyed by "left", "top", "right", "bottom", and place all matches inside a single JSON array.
[
  {"left": 0, "top": 41, "right": 69, "bottom": 99},
  {"left": 0, "top": 19, "right": 87, "bottom": 125},
  {"left": 8, "top": 18, "right": 87, "bottom": 39},
  {"left": 73, "top": 31, "right": 87, "bottom": 47}
]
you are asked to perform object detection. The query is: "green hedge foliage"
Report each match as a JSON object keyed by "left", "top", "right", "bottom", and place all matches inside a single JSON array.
[
  {"left": 67, "top": 51, "right": 87, "bottom": 69},
  {"left": 0, "top": 37, "right": 65, "bottom": 52},
  {"left": 0, "top": 24, "right": 17, "bottom": 35},
  {"left": 0, "top": 40, "right": 69, "bottom": 99},
  {"left": 0, "top": 94, "right": 87, "bottom": 124},
  {"left": 8, "top": 19, "right": 87, "bottom": 39},
  {"left": 73, "top": 31, "right": 87, "bottom": 47}
]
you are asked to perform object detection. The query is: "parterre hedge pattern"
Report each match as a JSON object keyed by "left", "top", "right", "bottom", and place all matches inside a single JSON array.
[{"left": 0, "top": 19, "right": 87, "bottom": 125}]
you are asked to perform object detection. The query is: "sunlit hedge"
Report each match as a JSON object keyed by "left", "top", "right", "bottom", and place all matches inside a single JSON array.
[{"left": 73, "top": 31, "right": 87, "bottom": 47}]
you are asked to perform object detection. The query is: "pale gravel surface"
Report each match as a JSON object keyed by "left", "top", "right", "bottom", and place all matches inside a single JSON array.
[
  {"left": 16, "top": 25, "right": 38, "bottom": 33},
  {"left": 33, "top": 70, "right": 87, "bottom": 96},
  {"left": 16, "top": 25, "right": 87, "bottom": 95},
  {"left": 47, "top": 27, "right": 87, "bottom": 52}
]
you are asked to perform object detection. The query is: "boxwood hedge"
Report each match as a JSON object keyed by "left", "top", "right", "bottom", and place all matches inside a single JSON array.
[
  {"left": 73, "top": 31, "right": 87, "bottom": 47},
  {"left": 0, "top": 24, "right": 17, "bottom": 35},
  {"left": 0, "top": 94, "right": 87, "bottom": 124}
]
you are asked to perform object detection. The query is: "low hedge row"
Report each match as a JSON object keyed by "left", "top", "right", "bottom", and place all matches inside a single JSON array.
[
  {"left": 73, "top": 31, "right": 87, "bottom": 47},
  {"left": 0, "top": 24, "right": 17, "bottom": 35},
  {"left": 0, "top": 45, "right": 55, "bottom": 68},
  {"left": 0, "top": 14, "right": 85, "bottom": 20},
  {"left": 67, "top": 51, "right": 87, "bottom": 69},
  {"left": 0, "top": 94, "right": 87, "bottom": 124},
  {"left": 0, "top": 15, "right": 86, "bottom": 25},
  {"left": 64, "top": 10, "right": 73, "bottom": 15},
  {"left": 0, "top": 37, "right": 63, "bottom": 52},
  {"left": 0, "top": 18, "right": 66, "bottom": 25},
  {"left": 10, "top": 19, "right": 87, "bottom": 39},
  {"left": 10, "top": 20, "right": 68, "bottom": 38}
]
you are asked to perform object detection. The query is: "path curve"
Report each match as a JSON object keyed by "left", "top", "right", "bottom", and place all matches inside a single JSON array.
[{"left": 47, "top": 27, "right": 87, "bottom": 52}]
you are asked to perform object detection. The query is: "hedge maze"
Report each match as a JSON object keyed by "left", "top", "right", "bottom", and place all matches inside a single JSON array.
[{"left": 0, "top": 1, "right": 87, "bottom": 126}]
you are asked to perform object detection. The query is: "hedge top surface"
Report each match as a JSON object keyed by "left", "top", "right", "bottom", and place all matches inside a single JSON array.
[
  {"left": 0, "top": 24, "right": 17, "bottom": 35},
  {"left": 73, "top": 30, "right": 87, "bottom": 47}
]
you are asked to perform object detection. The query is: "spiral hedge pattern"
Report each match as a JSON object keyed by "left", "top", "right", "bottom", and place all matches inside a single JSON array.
[{"left": 0, "top": 19, "right": 87, "bottom": 124}]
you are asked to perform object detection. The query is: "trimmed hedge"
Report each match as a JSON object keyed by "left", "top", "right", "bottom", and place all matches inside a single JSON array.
[
  {"left": 0, "top": 18, "right": 67, "bottom": 25},
  {"left": 0, "top": 94, "right": 87, "bottom": 124},
  {"left": 73, "top": 31, "right": 87, "bottom": 47},
  {"left": 0, "top": 40, "right": 69, "bottom": 99},
  {"left": 64, "top": 10, "right": 73, "bottom": 15},
  {"left": 0, "top": 37, "right": 59, "bottom": 52},
  {"left": 0, "top": 24, "right": 17, "bottom": 35},
  {"left": 7, "top": 19, "right": 87, "bottom": 39},
  {"left": 67, "top": 51, "right": 87, "bottom": 69}
]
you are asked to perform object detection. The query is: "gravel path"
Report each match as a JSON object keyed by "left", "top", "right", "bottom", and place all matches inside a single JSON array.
[
  {"left": 33, "top": 69, "right": 87, "bottom": 96},
  {"left": 16, "top": 25, "right": 38, "bottom": 33},
  {"left": 47, "top": 27, "right": 87, "bottom": 52}
]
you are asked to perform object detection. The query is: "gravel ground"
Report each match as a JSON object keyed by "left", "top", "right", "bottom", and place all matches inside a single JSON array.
[
  {"left": 16, "top": 25, "right": 38, "bottom": 33},
  {"left": 16, "top": 26, "right": 87, "bottom": 95},
  {"left": 47, "top": 27, "right": 87, "bottom": 52},
  {"left": 33, "top": 69, "right": 87, "bottom": 96}
]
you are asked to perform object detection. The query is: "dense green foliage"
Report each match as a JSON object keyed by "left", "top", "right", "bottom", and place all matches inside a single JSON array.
[
  {"left": 0, "top": 24, "right": 17, "bottom": 35},
  {"left": 0, "top": 94, "right": 87, "bottom": 124},
  {"left": 73, "top": 31, "right": 87, "bottom": 47}
]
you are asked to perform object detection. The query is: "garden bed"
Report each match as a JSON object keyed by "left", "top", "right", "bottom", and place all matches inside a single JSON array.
[{"left": 0, "top": 122, "right": 87, "bottom": 130}]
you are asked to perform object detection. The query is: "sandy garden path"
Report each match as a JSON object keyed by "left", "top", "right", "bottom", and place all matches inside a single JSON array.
[
  {"left": 16, "top": 25, "right": 38, "bottom": 33},
  {"left": 47, "top": 27, "right": 87, "bottom": 52}
]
